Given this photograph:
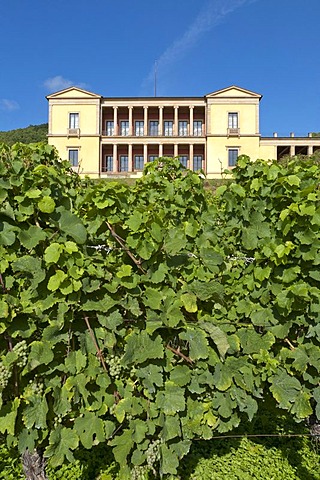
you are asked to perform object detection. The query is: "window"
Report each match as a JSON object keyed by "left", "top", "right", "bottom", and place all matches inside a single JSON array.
[
  {"left": 135, "top": 121, "right": 144, "bottom": 136},
  {"left": 102, "top": 155, "right": 113, "bottom": 172},
  {"left": 120, "top": 155, "right": 128, "bottom": 172},
  {"left": 148, "top": 155, "right": 158, "bottom": 162},
  {"left": 193, "top": 120, "right": 202, "bottom": 136},
  {"left": 68, "top": 149, "right": 79, "bottom": 167},
  {"left": 120, "top": 121, "right": 129, "bottom": 136},
  {"left": 228, "top": 113, "right": 238, "bottom": 129},
  {"left": 106, "top": 121, "right": 114, "bottom": 136},
  {"left": 134, "top": 155, "right": 144, "bottom": 170},
  {"left": 193, "top": 155, "right": 202, "bottom": 171},
  {"left": 179, "top": 121, "right": 188, "bottom": 136},
  {"left": 179, "top": 155, "right": 188, "bottom": 168},
  {"left": 228, "top": 149, "right": 238, "bottom": 167},
  {"left": 164, "top": 121, "right": 173, "bottom": 136},
  {"left": 69, "top": 113, "right": 79, "bottom": 129},
  {"left": 149, "top": 121, "right": 159, "bottom": 136}
]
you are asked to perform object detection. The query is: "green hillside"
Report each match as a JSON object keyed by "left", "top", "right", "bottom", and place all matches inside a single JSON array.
[{"left": 0, "top": 123, "right": 48, "bottom": 145}]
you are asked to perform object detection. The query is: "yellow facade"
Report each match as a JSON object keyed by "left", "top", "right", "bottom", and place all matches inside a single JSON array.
[{"left": 46, "top": 86, "right": 320, "bottom": 179}]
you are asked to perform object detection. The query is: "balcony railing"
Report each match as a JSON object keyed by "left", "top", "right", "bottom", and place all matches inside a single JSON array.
[
  {"left": 227, "top": 128, "right": 240, "bottom": 137},
  {"left": 67, "top": 128, "right": 80, "bottom": 138}
]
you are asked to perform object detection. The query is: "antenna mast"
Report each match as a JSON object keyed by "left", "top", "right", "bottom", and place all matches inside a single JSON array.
[{"left": 154, "top": 60, "right": 158, "bottom": 97}]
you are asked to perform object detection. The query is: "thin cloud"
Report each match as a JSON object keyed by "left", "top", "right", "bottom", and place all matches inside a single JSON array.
[
  {"left": 0, "top": 99, "right": 20, "bottom": 112},
  {"left": 142, "top": 0, "right": 256, "bottom": 92},
  {"left": 43, "top": 75, "right": 89, "bottom": 93}
]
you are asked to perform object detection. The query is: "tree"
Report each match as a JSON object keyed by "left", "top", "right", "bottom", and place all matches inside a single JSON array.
[{"left": 0, "top": 124, "right": 48, "bottom": 145}]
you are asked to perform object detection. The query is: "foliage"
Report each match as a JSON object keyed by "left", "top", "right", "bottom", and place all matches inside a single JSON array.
[
  {"left": 0, "top": 145, "right": 319, "bottom": 478},
  {"left": 0, "top": 409, "right": 319, "bottom": 479},
  {"left": 0, "top": 124, "right": 48, "bottom": 146},
  {"left": 180, "top": 404, "right": 320, "bottom": 479}
]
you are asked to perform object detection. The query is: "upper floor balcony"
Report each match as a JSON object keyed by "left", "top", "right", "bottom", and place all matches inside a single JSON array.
[{"left": 101, "top": 105, "right": 206, "bottom": 138}]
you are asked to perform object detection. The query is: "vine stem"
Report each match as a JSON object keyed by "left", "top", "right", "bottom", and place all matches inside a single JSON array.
[
  {"left": 106, "top": 221, "right": 147, "bottom": 274},
  {"left": 285, "top": 338, "right": 295, "bottom": 350},
  {"left": 83, "top": 316, "right": 108, "bottom": 373},
  {"left": 0, "top": 273, "right": 7, "bottom": 293},
  {"left": 166, "top": 344, "right": 193, "bottom": 364}
]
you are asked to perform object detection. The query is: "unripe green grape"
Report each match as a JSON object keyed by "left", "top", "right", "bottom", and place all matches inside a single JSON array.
[
  {"left": 0, "top": 364, "right": 11, "bottom": 389},
  {"left": 12, "top": 340, "right": 28, "bottom": 368}
]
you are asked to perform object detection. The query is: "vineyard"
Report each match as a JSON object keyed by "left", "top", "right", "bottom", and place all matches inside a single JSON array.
[{"left": 0, "top": 143, "right": 319, "bottom": 479}]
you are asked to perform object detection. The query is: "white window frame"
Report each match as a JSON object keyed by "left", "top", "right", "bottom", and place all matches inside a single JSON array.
[
  {"left": 68, "top": 149, "right": 79, "bottom": 167},
  {"left": 228, "top": 112, "right": 239, "bottom": 129},
  {"left": 120, "top": 155, "right": 128, "bottom": 171},
  {"left": 106, "top": 121, "right": 114, "bottom": 136},
  {"left": 69, "top": 112, "right": 79, "bottom": 129},
  {"left": 179, "top": 121, "right": 188, "bottom": 136},
  {"left": 193, "top": 155, "right": 202, "bottom": 171},
  {"left": 120, "top": 120, "right": 129, "bottom": 136},
  {"left": 135, "top": 121, "right": 144, "bottom": 136},
  {"left": 102, "top": 155, "right": 113, "bottom": 172},
  {"left": 228, "top": 148, "right": 239, "bottom": 167},
  {"left": 164, "top": 120, "right": 173, "bottom": 136},
  {"left": 193, "top": 120, "right": 202, "bottom": 136},
  {"left": 179, "top": 155, "right": 188, "bottom": 168},
  {"left": 134, "top": 155, "right": 144, "bottom": 170},
  {"left": 149, "top": 121, "right": 159, "bottom": 136}
]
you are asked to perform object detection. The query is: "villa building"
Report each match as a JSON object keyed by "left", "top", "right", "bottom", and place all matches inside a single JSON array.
[{"left": 46, "top": 85, "right": 320, "bottom": 178}]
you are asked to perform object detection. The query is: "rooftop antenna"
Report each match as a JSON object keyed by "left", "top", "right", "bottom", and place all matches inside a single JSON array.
[{"left": 154, "top": 60, "right": 158, "bottom": 97}]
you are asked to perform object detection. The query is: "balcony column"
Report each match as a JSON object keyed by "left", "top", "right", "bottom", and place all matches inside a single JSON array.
[
  {"left": 128, "top": 144, "right": 133, "bottom": 172},
  {"left": 128, "top": 106, "right": 133, "bottom": 136},
  {"left": 308, "top": 145, "right": 313, "bottom": 155},
  {"left": 144, "top": 144, "right": 148, "bottom": 163},
  {"left": 174, "top": 106, "right": 179, "bottom": 136},
  {"left": 174, "top": 144, "right": 178, "bottom": 158},
  {"left": 159, "top": 106, "right": 164, "bottom": 136},
  {"left": 113, "top": 144, "right": 118, "bottom": 172},
  {"left": 144, "top": 106, "right": 148, "bottom": 136},
  {"left": 189, "top": 106, "right": 194, "bottom": 136},
  {"left": 290, "top": 145, "right": 295, "bottom": 156},
  {"left": 159, "top": 144, "right": 163, "bottom": 158},
  {"left": 113, "top": 107, "right": 118, "bottom": 135},
  {"left": 189, "top": 144, "right": 194, "bottom": 171}
]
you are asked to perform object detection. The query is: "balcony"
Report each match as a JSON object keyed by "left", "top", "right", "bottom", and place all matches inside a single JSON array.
[
  {"left": 227, "top": 128, "right": 240, "bottom": 137},
  {"left": 67, "top": 128, "right": 80, "bottom": 138}
]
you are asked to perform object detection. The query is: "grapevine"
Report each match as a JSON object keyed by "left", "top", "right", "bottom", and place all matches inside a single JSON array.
[{"left": 0, "top": 144, "right": 319, "bottom": 479}]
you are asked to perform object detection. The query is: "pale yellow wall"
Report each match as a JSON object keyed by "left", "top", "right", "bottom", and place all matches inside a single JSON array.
[
  {"left": 206, "top": 136, "right": 275, "bottom": 178},
  {"left": 207, "top": 136, "right": 254, "bottom": 176},
  {"left": 258, "top": 144, "right": 277, "bottom": 161},
  {"left": 50, "top": 103, "right": 99, "bottom": 135},
  {"left": 208, "top": 102, "right": 258, "bottom": 135},
  {"left": 48, "top": 136, "right": 100, "bottom": 178}
]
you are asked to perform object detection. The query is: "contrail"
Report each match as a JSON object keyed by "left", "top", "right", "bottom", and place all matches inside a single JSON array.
[{"left": 141, "top": 0, "right": 256, "bottom": 94}]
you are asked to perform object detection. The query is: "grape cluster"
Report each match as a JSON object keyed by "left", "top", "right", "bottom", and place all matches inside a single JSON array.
[
  {"left": 28, "top": 380, "right": 44, "bottom": 396},
  {"left": 0, "top": 364, "right": 11, "bottom": 390},
  {"left": 13, "top": 340, "right": 28, "bottom": 368},
  {"left": 146, "top": 439, "right": 161, "bottom": 475},
  {"left": 130, "top": 465, "right": 148, "bottom": 480},
  {"left": 53, "top": 414, "right": 63, "bottom": 428},
  {"left": 107, "top": 354, "right": 122, "bottom": 380}
]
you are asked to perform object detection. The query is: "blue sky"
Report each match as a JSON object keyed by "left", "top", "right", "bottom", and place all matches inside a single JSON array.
[{"left": 0, "top": 0, "right": 319, "bottom": 136}]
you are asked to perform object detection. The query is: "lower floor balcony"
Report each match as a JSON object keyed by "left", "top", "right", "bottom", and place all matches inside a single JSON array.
[{"left": 100, "top": 143, "right": 205, "bottom": 175}]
